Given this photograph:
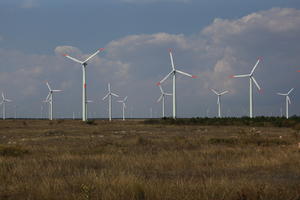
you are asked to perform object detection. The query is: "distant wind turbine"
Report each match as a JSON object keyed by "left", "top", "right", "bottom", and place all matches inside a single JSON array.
[
  {"left": 45, "top": 82, "right": 62, "bottom": 120},
  {"left": 102, "top": 83, "right": 119, "bottom": 121},
  {"left": 63, "top": 48, "right": 104, "bottom": 121},
  {"left": 117, "top": 96, "right": 128, "bottom": 121},
  {"left": 211, "top": 89, "right": 229, "bottom": 118},
  {"left": 231, "top": 58, "right": 262, "bottom": 118},
  {"left": 157, "top": 49, "right": 197, "bottom": 119},
  {"left": 0, "top": 92, "right": 12, "bottom": 120},
  {"left": 157, "top": 85, "right": 172, "bottom": 118},
  {"left": 277, "top": 88, "right": 294, "bottom": 119}
]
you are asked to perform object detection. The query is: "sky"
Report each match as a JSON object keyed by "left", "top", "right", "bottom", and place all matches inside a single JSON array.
[{"left": 0, "top": 0, "right": 300, "bottom": 118}]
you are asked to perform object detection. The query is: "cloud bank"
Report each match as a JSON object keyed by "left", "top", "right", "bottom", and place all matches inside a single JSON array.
[{"left": 1, "top": 7, "right": 300, "bottom": 118}]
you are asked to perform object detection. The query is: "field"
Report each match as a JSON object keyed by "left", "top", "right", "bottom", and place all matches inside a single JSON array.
[{"left": 0, "top": 119, "right": 300, "bottom": 200}]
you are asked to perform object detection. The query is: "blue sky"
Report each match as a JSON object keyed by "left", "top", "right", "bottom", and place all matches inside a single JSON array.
[{"left": 0, "top": 0, "right": 300, "bottom": 118}]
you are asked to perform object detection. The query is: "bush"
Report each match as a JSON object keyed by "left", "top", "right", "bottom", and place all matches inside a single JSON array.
[{"left": 85, "top": 120, "right": 97, "bottom": 125}]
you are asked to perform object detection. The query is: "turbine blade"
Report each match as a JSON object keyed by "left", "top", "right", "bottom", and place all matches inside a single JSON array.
[
  {"left": 64, "top": 54, "right": 84, "bottom": 64},
  {"left": 169, "top": 49, "right": 175, "bottom": 70},
  {"left": 46, "top": 82, "right": 51, "bottom": 91},
  {"left": 1, "top": 93, "right": 4, "bottom": 100},
  {"left": 5, "top": 99, "right": 12, "bottom": 102},
  {"left": 211, "top": 89, "right": 218, "bottom": 95},
  {"left": 277, "top": 93, "right": 286, "bottom": 96},
  {"left": 232, "top": 74, "right": 250, "bottom": 78},
  {"left": 117, "top": 100, "right": 123, "bottom": 103},
  {"left": 111, "top": 93, "right": 119, "bottom": 97},
  {"left": 250, "top": 59, "right": 261, "bottom": 75},
  {"left": 165, "top": 93, "right": 173, "bottom": 96},
  {"left": 287, "top": 96, "right": 291, "bottom": 104},
  {"left": 157, "top": 71, "right": 173, "bottom": 85},
  {"left": 124, "top": 96, "right": 128, "bottom": 102},
  {"left": 176, "top": 69, "right": 193, "bottom": 77},
  {"left": 220, "top": 90, "right": 229, "bottom": 95},
  {"left": 108, "top": 83, "right": 111, "bottom": 92},
  {"left": 102, "top": 93, "right": 109, "bottom": 100},
  {"left": 157, "top": 94, "right": 163, "bottom": 103},
  {"left": 52, "top": 90, "right": 62, "bottom": 92},
  {"left": 46, "top": 92, "right": 51, "bottom": 101},
  {"left": 83, "top": 48, "right": 104, "bottom": 63},
  {"left": 251, "top": 77, "right": 261, "bottom": 91},
  {"left": 288, "top": 88, "right": 294, "bottom": 95},
  {"left": 159, "top": 85, "right": 164, "bottom": 94},
  {"left": 86, "top": 100, "right": 93, "bottom": 103}
]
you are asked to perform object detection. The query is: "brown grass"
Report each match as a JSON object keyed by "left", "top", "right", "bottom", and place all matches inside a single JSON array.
[{"left": 0, "top": 119, "right": 300, "bottom": 199}]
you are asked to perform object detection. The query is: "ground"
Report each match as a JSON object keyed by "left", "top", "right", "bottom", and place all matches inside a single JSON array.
[{"left": 0, "top": 119, "right": 300, "bottom": 200}]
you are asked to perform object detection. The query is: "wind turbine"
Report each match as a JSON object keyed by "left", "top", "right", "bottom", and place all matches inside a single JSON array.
[
  {"left": 157, "top": 85, "right": 172, "bottom": 118},
  {"left": 231, "top": 58, "right": 262, "bottom": 118},
  {"left": 63, "top": 48, "right": 104, "bottom": 121},
  {"left": 45, "top": 82, "right": 62, "bottom": 120},
  {"left": 157, "top": 49, "right": 197, "bottom": 119},
  {"left": 102, "top": 83, "right": 119, "bottom": 121},
  {"left": 211, "top": 89, "right": 229, "bottom": 118},
  {"left": 0, "top": 92, "right": 12, "bottom": 120},
  {"left": 277, "top": 88, "right": 294, "bottom": 119},
  {"left": 117, "top": 96, "right": 127, "bottom": 121}
]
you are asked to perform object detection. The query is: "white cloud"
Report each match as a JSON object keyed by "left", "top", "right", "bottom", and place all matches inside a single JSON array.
[
  {"left": 117, "top": 0, "right": 191, "bottom": 4},
  {"left": 21, "top": 0, "right": 38, "bottom": 8}
]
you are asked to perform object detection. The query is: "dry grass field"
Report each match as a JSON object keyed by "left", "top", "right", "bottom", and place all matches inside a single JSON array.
[{"left": 0, "top": 119, "right": 300, "bottom": 200}]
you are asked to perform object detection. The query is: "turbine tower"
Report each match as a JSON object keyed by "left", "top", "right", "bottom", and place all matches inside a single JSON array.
[
  {"left": 211, "top": 89, "right": 229, "bottom": 118},
  {"left": 277, "top": 88, "right": 294, "bottom": 119},
  {"left": 45, "top": 82, "right": 62, "bottom": 120},
  {"left": 157, "top": 49, "right": 197, "bottom": 119},
  {"left": 231, "top": 58, "right": 262, "bottom": 118},
  {"left": 0, "top": 92, "right": 12, "bottom": 120},
  {"left": 157, "top": 85, "right": 172, "bottom": 118},
  {"left": 117, "top": 96, "right": 127, "bottom": 121},
  {"left": 102, "top": 83, "right": 119, "bottom": 121},
  {"left": 63, "top": 48, "right": 104, "bottom": 121}
]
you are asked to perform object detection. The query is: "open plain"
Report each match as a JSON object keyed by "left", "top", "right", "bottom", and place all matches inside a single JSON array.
[{"left": 0, "top": 119, "right": 300, "bottom": 200}]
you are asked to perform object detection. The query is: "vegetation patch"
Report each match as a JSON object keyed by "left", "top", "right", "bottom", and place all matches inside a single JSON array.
[
  {"left": 144, "top": 116, "right": 300, "bottom": 128},
  {"left": 0, "top": 145, "right": 29, "bottom": 157},
  {"left": 209, "top": 138, "right": 239, "bottom": 145},
  {"left": 44, "top": 129, "right": 64, "bottom": 136}
]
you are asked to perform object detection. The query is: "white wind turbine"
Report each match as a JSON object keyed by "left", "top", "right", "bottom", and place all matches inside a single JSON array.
[
  {"left": 277, "top": 88, "right": 294, "bottom": 119},
  {"left": 117, "top": 96, "right": 127, "bottom": 121},
  {"left": 102, "top": 83, "right": 119, "bottom": 121},
  {"left": 211, "top": 89, "right": 229, "bottom": 118},
  {"left": 157, "top": 49, "right": 197, "bottom": 119},
  {"left": 63, "top": 48, "right": 104, "bottom": 121},
  {"left": 157, "top": 85, "right": 172, "bottom": 118},
  {"left": 0, "top": 92, "right": 12, "bottom": 120},
  {"left": 231, "top": 58, "right": 262, "bottom": 118},
  {"left": 45, "top": 82, "right": 62, "bottom": 120}
]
